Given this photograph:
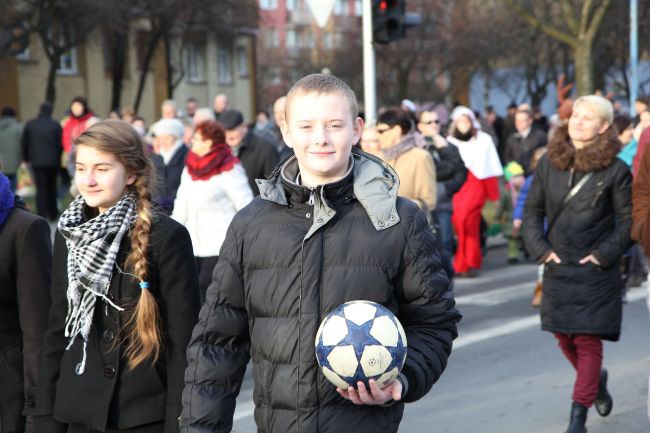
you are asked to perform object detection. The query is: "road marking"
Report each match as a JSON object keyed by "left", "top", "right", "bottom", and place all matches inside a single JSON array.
[
  {"left": 455, "top": 288, "right": 646, "bottom": 349},
  {"left": 232, "top": 287, "right": 647, "bottom": 422},
  {"left": 454, "top": 265, "right": 538, "bottom": 286},
  {"left": 455, "top": 281, "right": 534, "bottom": 306}
]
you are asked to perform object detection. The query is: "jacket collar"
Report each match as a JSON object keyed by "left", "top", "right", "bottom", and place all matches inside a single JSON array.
[
  {"left": 548, "top": 125, "right": 621, "bottom": 172},
  {"left": 257, "top": 148, "right": 401, "bottom": 239}
]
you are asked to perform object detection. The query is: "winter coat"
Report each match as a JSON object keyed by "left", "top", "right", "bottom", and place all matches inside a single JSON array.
[
  {"left": 383, "top": 146, "right": 437, "bottom": 212},
  {"left": 237, "top": 130, "right": 279, "bottom": 195},
  {"left": 21, "top": 109, "right": 63, "bottom": 169},
  {"left": 426, "top": 143, "right": 467, "bottom": 212},
  {"left": 0, "top": 117, "right": 24, "bottom": 174},
  {"left": 172, "top": 164, "right": 253, "bottom": 257},
  {"left": 523, "top": 125, "right": 632, "bottom": 341},
  {"left": 504, "top": 127, "right": 547, "bottom": 175},
  {"left": 61, "top": 113, "right": 95, "bottom": 154},
  {"left": 26, "top": 215, "right": 200, "bottom": 433},
  {"left": 632, "top": 135, "right": 650, "bottom": 255},
  {"left": 152, "top": 145, "right": 189, "bottom": 214},
  {"left": 180, "top": 149, "right": 461, "bottom": 433},
  {"left": 0, "top": 198, "right": 51, "bottom": 433}
]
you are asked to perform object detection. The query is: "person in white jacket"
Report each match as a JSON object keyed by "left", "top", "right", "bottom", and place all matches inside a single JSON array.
[{"left": 172, "top": 120, "right": 253, "bottom": 301}]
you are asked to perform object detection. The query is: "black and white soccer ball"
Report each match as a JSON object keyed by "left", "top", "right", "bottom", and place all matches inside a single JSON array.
[{"left": 315, "top": 300, "right": 407, "bottom": 389}]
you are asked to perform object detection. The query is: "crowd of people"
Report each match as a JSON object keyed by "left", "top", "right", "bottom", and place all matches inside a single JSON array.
[{"left": 1, "top": 74, "right": 650, "bottom": 433}]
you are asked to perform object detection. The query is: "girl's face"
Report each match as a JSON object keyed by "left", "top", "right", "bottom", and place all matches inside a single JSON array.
[
  {"left": 71, "top": 102, "right": 85, "bottom": 117},
  {"left": 75, "top": 145, "right": 136, "bottom": 213},
  {"left": 455, "top": 116, "right": 472, "bottom": 134}
]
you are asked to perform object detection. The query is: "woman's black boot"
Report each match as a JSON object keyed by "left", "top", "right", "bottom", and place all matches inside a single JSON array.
[
  {"left": 563, "top": 401, "right": 588, "bottom": 433},
  {"left": 594, "top": 368, "right": 613, "bottom": 416}
]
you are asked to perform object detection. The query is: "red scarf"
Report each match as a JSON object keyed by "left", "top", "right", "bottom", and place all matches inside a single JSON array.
[{"left": 185, "top": 143, "right": 239, "bottom": 181}]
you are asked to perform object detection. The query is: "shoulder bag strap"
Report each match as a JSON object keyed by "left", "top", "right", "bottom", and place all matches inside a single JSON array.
[{"left": 545, "top": 172, "right": 593, "bottom": 237}]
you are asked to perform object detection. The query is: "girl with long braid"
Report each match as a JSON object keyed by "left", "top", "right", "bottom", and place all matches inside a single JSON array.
[{"left": 27, "top": 120, "right": 200, "bottom": 433}]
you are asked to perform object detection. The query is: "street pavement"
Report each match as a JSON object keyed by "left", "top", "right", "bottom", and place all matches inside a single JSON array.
[{"left": 227, "top": 245, "right": 650, "bottom": 432}]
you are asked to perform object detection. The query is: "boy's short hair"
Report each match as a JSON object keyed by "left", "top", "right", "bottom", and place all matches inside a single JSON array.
[{"left": 285, "top": 74, "right": 358, "bottom": 122}]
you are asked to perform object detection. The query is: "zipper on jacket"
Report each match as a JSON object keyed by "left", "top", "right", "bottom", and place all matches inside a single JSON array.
[{"left": 307, "top": 188, "right": 315, "bottom": 206}]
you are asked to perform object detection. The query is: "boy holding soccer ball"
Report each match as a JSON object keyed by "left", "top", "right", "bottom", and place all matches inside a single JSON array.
[{"left": 180, "top": 74, "right": 461, "bottom": 433}]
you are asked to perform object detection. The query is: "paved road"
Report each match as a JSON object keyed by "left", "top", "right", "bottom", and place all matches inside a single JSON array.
[{"left": 228, "top": 246, "right": 650, "bottom": 432}]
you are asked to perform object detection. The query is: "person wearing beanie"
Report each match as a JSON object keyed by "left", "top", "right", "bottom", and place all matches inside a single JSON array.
[
  {"left": 151, "top": 118, "right": 188, "bottom": 214},
  {"left": 447, "top": 106, "right": 503, "bottom": 277}
]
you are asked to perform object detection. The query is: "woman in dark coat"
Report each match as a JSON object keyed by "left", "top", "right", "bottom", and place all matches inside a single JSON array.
[
  {"left": 523, "top": 95, "right": 632, "bottom": 433},
  {"left": 25, "top": 120, "right": 200, "bottom": 433},
  {"left": 0, "top": 172, "right": 52, "bottom": 433}
]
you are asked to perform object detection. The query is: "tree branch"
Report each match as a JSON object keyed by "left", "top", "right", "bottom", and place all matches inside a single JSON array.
[
  {"left": 560, "top": 0, "right": 579, "bottom": 35},
  {"left": 585, "top": 0, "right": 612, "bottom": 41},
  {"left": 501, "top": 0, "right": 577, "bottom": 47},
  {"left": 578, "top": 0, "right": 594, "bottom": 36}
]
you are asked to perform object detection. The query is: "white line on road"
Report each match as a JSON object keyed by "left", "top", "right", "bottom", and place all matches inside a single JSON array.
[
  {"left": 232, "top": 288, "right": 647, "bottom": 421},
  {"left": 454, "top": 282, "right": 534, "bottom": 306}
]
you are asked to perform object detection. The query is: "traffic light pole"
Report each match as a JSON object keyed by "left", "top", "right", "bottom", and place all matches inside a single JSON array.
[{"left": 362, "top": 0, "right": 377, "bottom": 125}]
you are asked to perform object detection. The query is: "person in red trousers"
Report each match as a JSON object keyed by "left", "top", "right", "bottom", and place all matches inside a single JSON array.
[{"left": 447, "top": 106, "right": 503, "bottom": 277}]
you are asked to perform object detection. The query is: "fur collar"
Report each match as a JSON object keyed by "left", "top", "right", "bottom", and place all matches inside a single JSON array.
[{"left": 548, "top": 125, "right": 621, "bottom": 172}]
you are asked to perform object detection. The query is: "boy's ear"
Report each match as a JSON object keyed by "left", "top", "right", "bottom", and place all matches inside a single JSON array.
[
  {"left": 352, "top": 117, "right": 364, "bottom": 145},
  {"left": 280, "top": 120, "right": 293, "bottom": 148}
]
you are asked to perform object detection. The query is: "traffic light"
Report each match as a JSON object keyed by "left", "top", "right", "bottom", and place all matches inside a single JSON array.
[
  {"left": 372, "top": 0, "right": 420, "bottom": 44},
  {"left": 372, "top": 0, "right": 404, "bottom": 44}
]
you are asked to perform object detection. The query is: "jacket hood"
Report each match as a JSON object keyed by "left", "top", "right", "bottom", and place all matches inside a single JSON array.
[
  {"left": 548, "top": 124, "right": 621, "bottom": 172},
  {"left": 257, "top": 148, "right": 401, "bottom": 237}
]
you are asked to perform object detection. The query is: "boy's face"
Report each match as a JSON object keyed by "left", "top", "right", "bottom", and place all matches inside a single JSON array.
[{"left": 282, "top": 91, "right": 363, "bottom": 186}]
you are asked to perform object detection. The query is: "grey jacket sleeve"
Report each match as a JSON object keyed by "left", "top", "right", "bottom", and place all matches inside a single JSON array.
[
  {"left": 396, "top": 207, "right": 462, "bottom": 403},
  {"left": 180, "top": 221, "right": 250, "bottom": 433}
]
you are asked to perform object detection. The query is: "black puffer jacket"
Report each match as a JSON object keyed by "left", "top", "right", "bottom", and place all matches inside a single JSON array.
[
  {"left": 180, "top": 149, "right": 461, "bottom": 433},
  {"left": 523, "top": 126, "right": 632, "bottom": 340}
]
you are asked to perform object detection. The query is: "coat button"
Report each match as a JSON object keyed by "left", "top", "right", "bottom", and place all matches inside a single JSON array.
[
  {"left": 27, "top": 397, "right": 35, "bottom": 408},
  {"left": 317, "top": 218, "right": 323, "bottom": 224},
  {"left": 104, "top": 365, "right": 116, "bottom": 379},
  {"left": 389, "top": 215, "right": 396, "bottom": 221},
  {"left": 102, "top": 329, "right": 114, "bottom": 343},
  {"left": 306, "top": 213, "right": 311, "bottom": 218},
  {"left": 378, "top": 221, "right": 385, "bottom": 227}
]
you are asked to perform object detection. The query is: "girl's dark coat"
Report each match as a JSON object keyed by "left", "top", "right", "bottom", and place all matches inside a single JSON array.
[{"left": 26, "top": 214, "right": 200, "bottom": 433}]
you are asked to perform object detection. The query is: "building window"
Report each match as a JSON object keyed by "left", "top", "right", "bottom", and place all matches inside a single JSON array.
[
  {"left": 286, "top": 0, "right": 297, "bottom": 10},
  {"left": 333, "top": 31, "right": 344, "bottom": 49},
  {"left": 322, "top": 32, "right": 333, "bottom": 49},
  {"left": 300, "top": 30, "right": 314, "bottom": 48},
  {"left": 265, "top": 28, "right": 279, "bottom": 48},
  {"left": 260, "top": 0, "right": 278, "bottom": 10},
  {"left": 286, "top": 29, "right": 297, "bottom": 48},
  {"left": 237, "top": 45, "right": 249, "bottom": 77},
  {"left": 266, "top": 66, "right": 282, "bottom": 85},
  {"left": 57, "top": 47, "right": 78, "bottom": 75},
  {"left": 333, "top": 0, "right": 347, "bottom": 16},
  {"left": 217, "top": 44, "right": 233, "bottom": 85},
  {"left": 354, "top": 0, "right": 362, "bottom": 16},
  {"left": 184, "top": 42, "right": 205, "bottom": 83}
]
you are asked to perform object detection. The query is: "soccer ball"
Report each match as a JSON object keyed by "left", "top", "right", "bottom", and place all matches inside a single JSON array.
[{"left": 315, "top": 300, "right": 407, "bottom": 390}]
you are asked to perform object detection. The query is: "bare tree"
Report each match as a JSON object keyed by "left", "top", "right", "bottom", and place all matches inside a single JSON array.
[{"left": 501, "top": 0, "right": 612, "bottom": 96}]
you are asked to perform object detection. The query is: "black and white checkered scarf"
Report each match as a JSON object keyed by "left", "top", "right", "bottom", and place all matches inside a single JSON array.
[{"left": 57, "top": 192, "right": 137, "bottom": 374}]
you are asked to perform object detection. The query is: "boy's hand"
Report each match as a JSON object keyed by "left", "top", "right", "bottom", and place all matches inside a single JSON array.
[{"left": 336, "top": 379, "right": 402, "bottom": 405}]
